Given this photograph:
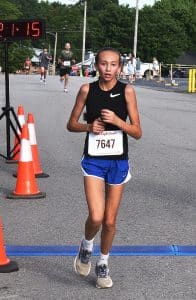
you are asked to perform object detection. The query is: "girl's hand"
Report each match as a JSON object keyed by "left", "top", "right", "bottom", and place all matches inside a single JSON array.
[
  {"left": 100, "top": 109, "right": 117, "bottom": 125},
  {"left": 90, "top": 118, "right": 105, "bottom": 134}
]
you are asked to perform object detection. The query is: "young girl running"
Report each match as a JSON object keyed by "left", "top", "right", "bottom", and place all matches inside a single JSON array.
[{"left": 67, "top": 47, "right": 142, "bottom": 289}]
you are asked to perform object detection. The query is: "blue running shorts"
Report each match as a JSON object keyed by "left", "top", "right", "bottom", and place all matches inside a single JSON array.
[{"left": 81, "top": 156, "right": 131, "bottom": 185}]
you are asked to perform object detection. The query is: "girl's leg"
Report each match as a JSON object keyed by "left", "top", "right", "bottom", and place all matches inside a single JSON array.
[
  {"left": 95, "top": 183, "right": 124, "bottom": 289},
  {"left": 84, "top": 176, "right": 105, "bottom": 240},
  {"left": 74, "top": 176, "right": 105, "bottom": 276},
  {"left": 100, "top": 184, "right": 124, "bottom": 255}
]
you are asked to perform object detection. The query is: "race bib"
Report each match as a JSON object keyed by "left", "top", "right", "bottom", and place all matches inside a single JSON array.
[
  {"left": 63, "top": 61, "right": 71, "bottom": 66},
  {"left": 88, "top": 130, "right": 123, "bottom": 156}
]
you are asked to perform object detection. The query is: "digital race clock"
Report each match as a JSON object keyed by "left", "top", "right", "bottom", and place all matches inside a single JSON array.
[{"left": 0, "top": 19, "right": 45, "bottom": 41}]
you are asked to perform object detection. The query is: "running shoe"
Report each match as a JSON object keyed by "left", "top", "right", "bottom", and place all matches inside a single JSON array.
[
  {"left": 40, "top": 78, "right": 43, "bottom": 82},
  {"left": 74, "top": 243, "right": 92, "bottom": 276},
  {"left": 95, "top": 263, "right": 113, "bottom": 289},
  {"left": 64, "top": 88, "right": 68, "bottom": 93},
  {"left": 43, "top": 79, "right": 46, "bottom": 84}
]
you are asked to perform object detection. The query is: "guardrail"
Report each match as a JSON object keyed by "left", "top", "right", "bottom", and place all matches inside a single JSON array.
[{"left": 158, "top": 64, "right": 196, "bottom": 91}]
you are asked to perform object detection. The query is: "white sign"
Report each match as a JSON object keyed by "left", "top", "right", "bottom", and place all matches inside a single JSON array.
[{"left": 88, "top": 130, "right": 123, "bottom": 156}]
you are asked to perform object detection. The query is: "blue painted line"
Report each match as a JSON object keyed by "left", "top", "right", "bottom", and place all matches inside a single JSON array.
[
  {"left": 175, "top": 245, "right": 196, "bottom": 256},
  {"left": 6, "top": 245, "right": 196, "bottom": 257}
]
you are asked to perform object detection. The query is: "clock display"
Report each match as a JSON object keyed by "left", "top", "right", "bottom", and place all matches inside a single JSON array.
[{"left": 0, "top": 19, "right": 45, "bottom": 41}]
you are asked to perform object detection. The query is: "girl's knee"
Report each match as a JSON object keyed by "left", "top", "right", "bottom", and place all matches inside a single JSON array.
[
  {"left": 88, "top": 215, "right": 103, "bottom": 227},
  {"left": 102, "top": 219, "right": 116, "bottom": 232}
]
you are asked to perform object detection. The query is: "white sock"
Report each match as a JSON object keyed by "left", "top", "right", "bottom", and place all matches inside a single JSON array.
[
  {"left": 97, "top": 252, "right": 109, "bottom": 266},
  {"left": 82, "top": 236, "right": 94, "bottom": 252}
]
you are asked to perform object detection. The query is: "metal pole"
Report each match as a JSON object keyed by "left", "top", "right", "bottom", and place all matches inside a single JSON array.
[
  {"left": 170, "top": 64, "right": 173, "bottom": 82},
  {"left": 133, "top": 0, "right": 139, "bottom": 58},
  {"left": 52, "top": 32, "right": 57, "bottom": 75},
  {"left": 4, "top": 42, "right": 11, "bottom": 159},
  {"left": 82, "top": 0, "right": 87, "bottom": 64}
]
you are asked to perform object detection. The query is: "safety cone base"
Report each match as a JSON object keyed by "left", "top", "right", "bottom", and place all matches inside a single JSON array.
[
  {"left": 7, "top": 191, "right": 46, "bottom": 199},
  {"left": 13, "top": 172, "right": 49, "bottom": 178},
  {"left": 35, "top": 172, "right": 49, "bottom": 178},
  {"left": 0, "top": 260, "right": 19, "bottom": 273},
  {"left": 6, "top": 159, "right": 19, "bottom": 164}
]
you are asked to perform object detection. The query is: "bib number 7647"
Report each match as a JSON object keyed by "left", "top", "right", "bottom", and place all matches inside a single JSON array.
[
  {"left": 88, "top": 130, "right": 123, "bottom": 156},
  {"left": 96, "top": 138, "right": 115, "bottom": 149}
]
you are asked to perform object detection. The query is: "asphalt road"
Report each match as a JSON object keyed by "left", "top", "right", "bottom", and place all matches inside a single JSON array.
[{"left": 0, "top": 74, "right": 195, "bottom": 300}]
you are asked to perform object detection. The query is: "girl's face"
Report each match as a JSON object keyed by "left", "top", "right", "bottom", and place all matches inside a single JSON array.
[{"left": 96, "top": 50, "right": 121, "bottom": 81}]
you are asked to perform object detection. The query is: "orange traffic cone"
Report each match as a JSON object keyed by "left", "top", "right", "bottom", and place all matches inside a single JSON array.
[
  {"left": 0, "top": 218, "right": 18, "bottom": 273},
  {"left": 27, "top": 113, "right": 49, "bottom": 178},
  {"left": 7, "top": 124, "right": 46, "bottom": 199},
  {"left": 12, "top": 105, "right": 25, "bottom": 162}
]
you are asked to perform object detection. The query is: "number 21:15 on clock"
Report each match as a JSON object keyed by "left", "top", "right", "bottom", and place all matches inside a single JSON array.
[{"left": 0, "top": 20, "right": 45, "bottom": 41}]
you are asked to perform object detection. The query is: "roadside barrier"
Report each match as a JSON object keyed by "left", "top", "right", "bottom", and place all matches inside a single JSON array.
[
  {"left": 27, "top": 113, "right": 49, "bottom": 178},
  {"left": 188, "top": 69, "right": 196, "bottom": 93},
  {"left": 12, "top": 105, "right": 25, "bottom": 162},
  {"left": 0, "top": 218, "right": 18, "bottom": 273},
  {"left": 7, "top": 124, "right": 46, "bottom": 199}
]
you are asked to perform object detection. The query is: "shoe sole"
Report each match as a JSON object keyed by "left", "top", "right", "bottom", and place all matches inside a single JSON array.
[
  {"left": 96, "top": 282, "right": 113, "bottom": 289},
  {"left": 73, "top": 255, "right": 91, "bottom": 277}
]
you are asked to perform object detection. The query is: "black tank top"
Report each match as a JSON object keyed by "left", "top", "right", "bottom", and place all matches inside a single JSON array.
[{"left": 83, "top": 80, "right": 129, "bottom": 159}]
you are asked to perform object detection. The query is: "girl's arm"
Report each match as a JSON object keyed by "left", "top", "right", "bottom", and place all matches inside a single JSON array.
[
  {"left": 100, "top": 85, "right": 142, "bottom": 140},
  {"left": 67, "top": 84, "right": 105, "bottom": 134},
  {"left": 67, "top": 84, "right": 89, "bottom": 132}
]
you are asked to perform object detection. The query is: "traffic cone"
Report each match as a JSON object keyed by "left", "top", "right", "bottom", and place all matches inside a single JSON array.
[
  {"left": 27, "top": 113, "right": 49, "bottom": 178},
  {"left": 12, "top": 105, "right": 25, "bottom": 162},
  {"left": 0, "top": 218, "right": 19, "bottom": 273},
  {"left": 7, "top": 124, "right": 46, "bottom": 199}
]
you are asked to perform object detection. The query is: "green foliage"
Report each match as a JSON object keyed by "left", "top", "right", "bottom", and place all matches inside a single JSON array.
[
  {"left": 0, "top": 41, "right": 34, "bottom": 73},
  {"left": 0, "top": 0, "right": 195, "bottom": 72},
  {"left": 0, "top": 0, "right": 33, "bottom": 72},
  {"left": 138, "top": 0, "right": 196, "bottom": 62},
  {"left": 0, "top": 0, "right": 22, "bottom": 19}
]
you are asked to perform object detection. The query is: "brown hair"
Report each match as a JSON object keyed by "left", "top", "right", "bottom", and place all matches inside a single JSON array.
[{"left": 95, "top": 47, "right": 121, "bottom": 65}]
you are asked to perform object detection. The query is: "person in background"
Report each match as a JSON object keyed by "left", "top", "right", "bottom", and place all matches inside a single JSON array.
[
  {"left": 24, "top": 57, "right": 31, "bottom": 75},
  {"left": 152, "top": 57, "right": 159, "bottom": 77},
  {"left": 67, "top": 47, "right": 142, "bottom": 289},
  {"left": 39, "top": 48, "right": 52, "bottom": 84},
  {"left": 127, "top": 58, "right": 135, "bottom": 84},
  {"left": 132, "top": 55, "right": 137, "bottom": 82},
  {"left": 58, "top": 42, "right": 75, "bottom": 92}
]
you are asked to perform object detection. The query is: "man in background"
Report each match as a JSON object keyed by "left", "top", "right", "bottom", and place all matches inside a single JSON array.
[
  {"left": 39, "top": 48, "right": 52, "bottom": 84},
  {"left": 59, "top": 42, "right": 75, "bottom": 92}
]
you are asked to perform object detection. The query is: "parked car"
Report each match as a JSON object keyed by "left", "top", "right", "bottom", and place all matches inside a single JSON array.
[
  {"left": 172, "top": 68, "right": 189, "bottom": 78},
  {"left": 121, "top": 55, "right": 158, "bottom": 78},
  {"left": 136, "top": 62, "right": 154, "bottom": 78},
  {"left": 161, "top": 65, "right": 190, "bottom": 78}
]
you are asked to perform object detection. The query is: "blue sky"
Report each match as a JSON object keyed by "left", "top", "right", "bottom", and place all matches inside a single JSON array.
[{"left": 45, "top": 0, "right": 156, "bottom": 9}]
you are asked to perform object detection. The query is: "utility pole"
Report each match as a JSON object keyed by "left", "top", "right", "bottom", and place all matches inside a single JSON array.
[
  {"left": 52, "top": 32, "right": 57, "bottom": 75},
  {"left": 133, "top": 0, "right": 139, "bottom": 57},
  {"left": 82, "top": 0, "right": 87, "bottom": 64},
  {"left": 46, "top": 31, "right": 58, "bottom": 75}
]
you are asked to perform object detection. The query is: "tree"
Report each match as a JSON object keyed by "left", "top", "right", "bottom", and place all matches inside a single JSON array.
[
  {"left": 0, "top": 0, "right": 22, "bottom": 19},
  {"left": 137, "top": 0, "right": 195, "bottom": 62},
  {"left": 1, "top": 0, "right": 195, "bottom": 72}
]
